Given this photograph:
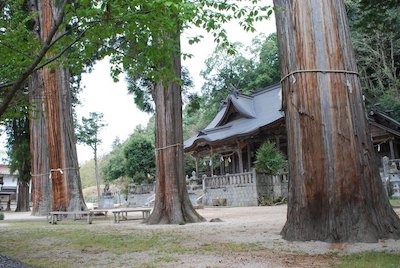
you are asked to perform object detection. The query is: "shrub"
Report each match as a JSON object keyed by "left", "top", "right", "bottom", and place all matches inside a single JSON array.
[
  {"left": 0, "top": 212, "right": 4, "bottom": 220},
  {"left": 255, "top": 141, "right": 286, "bottom": 174}
]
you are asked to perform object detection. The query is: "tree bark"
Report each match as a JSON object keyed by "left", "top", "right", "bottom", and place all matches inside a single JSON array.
[
  {"left": 28, "top": 0, "right": 52, "bottom": 216},
  {"left": 39, "top": 0, "right": 86, "bottom": 211},
  {"left": 147, "top": 32, "right": 205, "bottom": 224},
  {"left": 274, "top": 0, "right": 400, "bottom": 242},
  {"left": 15, "top": 181, "right": 30, "bottom": 212},
  {"left": 29, "top": 69, "right": 52, "bottom": 216}
]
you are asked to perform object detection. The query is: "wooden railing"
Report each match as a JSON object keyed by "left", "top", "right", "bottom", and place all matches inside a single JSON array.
[{"left": 203, "top": 171, "right": 255, "bottom": 188}]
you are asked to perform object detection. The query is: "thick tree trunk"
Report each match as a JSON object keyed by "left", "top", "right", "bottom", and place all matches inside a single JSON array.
[
  {"left": 274, "top": 0, "right": 400, "bottom": 242},
  {"left": 15, "top": 181, "right": 30, "bottom": 212},
  {"left": 147, "top": 33, "right": 205, "bottom": 224},
  {"left": 29, "top": 69, "right": 52, "bottom": 216},
  {"left": 39, "top": 0, "right": 86, "bottom": 211}
]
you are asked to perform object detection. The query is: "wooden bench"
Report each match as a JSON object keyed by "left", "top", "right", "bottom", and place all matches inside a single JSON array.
[
  {"left": 48, "top": 211, "right": 93, "bottom": 224},
  {"left": 112, "top": 208, "right": 152, "bottom": 223}
]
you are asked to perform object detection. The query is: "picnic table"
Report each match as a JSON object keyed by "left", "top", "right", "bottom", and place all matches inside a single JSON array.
[{"left": 112, "top": 208, "right": 152, "bottom": 223}]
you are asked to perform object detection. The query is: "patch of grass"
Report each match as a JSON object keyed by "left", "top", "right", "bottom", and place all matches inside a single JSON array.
[
  {"left": 0, "top": 221, "right": 195, "bottom": 267},
  {"left": 154, "top": 255, "right": 178, "bottom": 263},
  {"left": 27, "top": 258, "right": 72, "bottom": 268},
  {"left": 389, "top": 198, "right": 400, "bottom": 206},
  {"left": 335, "top": 252, "right": 400, "bottom": 268},
  {"left": 62, "top": 230, "right": 186, "bottom": 254},
  {"left": 198, "top": 242, "right": 266, "bottom": 253}
]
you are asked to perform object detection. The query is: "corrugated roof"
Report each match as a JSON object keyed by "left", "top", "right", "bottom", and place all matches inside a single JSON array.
[{"left": 184, "top": 84, "right": 283, "bottom": 151}]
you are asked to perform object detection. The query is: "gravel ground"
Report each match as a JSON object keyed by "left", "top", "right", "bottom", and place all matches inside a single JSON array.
[{"left": 0, "top": 255, "right": 31, "bottom": 268}]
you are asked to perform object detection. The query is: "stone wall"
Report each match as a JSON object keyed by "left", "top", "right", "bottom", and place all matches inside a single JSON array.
[
  {"left": 127, "top": 184, "right": 155, "bottom": 207},
  {"left": 202, "top": 172, "right": 256, "bottom": 206},
  {"left": 256, "top": 173, "right": 288, "bottom": 201},
  {"left": 202, "top": 171, "right": 288, "bottom": 206}
]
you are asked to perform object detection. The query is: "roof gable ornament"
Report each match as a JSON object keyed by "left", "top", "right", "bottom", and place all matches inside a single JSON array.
[
  {"left": 230, "top": 86, "right": 241, "bottom": 99},
  {"left": 216, "top": 88, "right": 256, "bottom": 127}
]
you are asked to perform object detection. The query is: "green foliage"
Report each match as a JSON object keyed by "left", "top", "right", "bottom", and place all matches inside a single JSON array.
[
  {"left": 255, "top": 142, "right": 285, "bottom": 175},
  {"left": 4, "top": 92, "right": 31, "bottom": 183},
  {"left": 76, "top": 112, "right": 106, "bottom": 152},
  {"left": 252, "top": 33, "right": 280, "bottom": 89},
  {"left": 374, "top": 89, "right": 400, "bottom": 121},
  {"left": 0, "top": 212, "right": 4, "bottom": 220},
  {"left": 102, "top": 128, "right": 155, "bottom": 184},
  {"left": 346, "top": 0, "right": 400, "bottom": 119},
  {"left": 123, "top": 133, "right": 155, "bottom": 184},
  {"left": 0, "top": 1, "right": 40, "bottom": 85},
  {"left": 126, "top": 67, "right": 194, "bottom": 114},
  {"left": 102, "top": 139, "right": 126, "bottom": 182},
  {"left": 1, "top": 0, "right": 273, "bottom": 117},
  {"left": 200, "top": 33, "right": 280, "bottom": 101}
]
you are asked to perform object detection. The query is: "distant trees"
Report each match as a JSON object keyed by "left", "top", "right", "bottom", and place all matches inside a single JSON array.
[
  {"left": 346, "top": 0, "right": 400, "bottom": 119},
  {"left": 102, "top": 139, "right": 126, "bottom": 183},
  {"left": 76, "top": 112, "right": 106, "bottom": 202},
  {"left": 123, "top": 133, "right": 155, "bottom": 184},
  {"left": 102, "top": 129, "right": 155, "bottom": 184}
]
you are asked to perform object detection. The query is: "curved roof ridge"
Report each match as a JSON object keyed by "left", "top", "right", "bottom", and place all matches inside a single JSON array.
[{"left": 228, "top": 95, "right": 256, "bottom": 119}]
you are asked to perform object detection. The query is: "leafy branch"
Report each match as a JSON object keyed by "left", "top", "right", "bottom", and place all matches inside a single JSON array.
[{"left": 0, "top": 0, "right": 68, "bottom": 116}]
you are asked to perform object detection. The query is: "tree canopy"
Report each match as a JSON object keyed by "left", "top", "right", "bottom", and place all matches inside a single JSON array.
[
  {"left": 346, "top": 0, "right": 400, "bottom": 119},
  {"left": 102, "top": 127, "right": 155, "bottom": 184},
  {"left": 0, "top": 0, "right": 273, "bottom": 118}
]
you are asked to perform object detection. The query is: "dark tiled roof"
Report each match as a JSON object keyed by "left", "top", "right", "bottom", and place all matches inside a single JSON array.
[{"left": 184, "top": 84, "right": 284, "bottom": 151}]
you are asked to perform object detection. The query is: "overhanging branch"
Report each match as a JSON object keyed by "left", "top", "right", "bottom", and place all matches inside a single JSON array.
[
  {"left": 0, "top": 0, "right": 68, "bottom": 117},
  {"left": 34, "top": 27, "right": 90, "bottom": 72}
]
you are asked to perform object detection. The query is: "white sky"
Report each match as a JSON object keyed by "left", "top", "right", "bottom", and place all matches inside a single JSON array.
[
  {"left": 75, "top": 61, "right": 152, "bottom": 163},
  {"left": 0, "top": 1, "right": 276, "bottom": 164}
]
